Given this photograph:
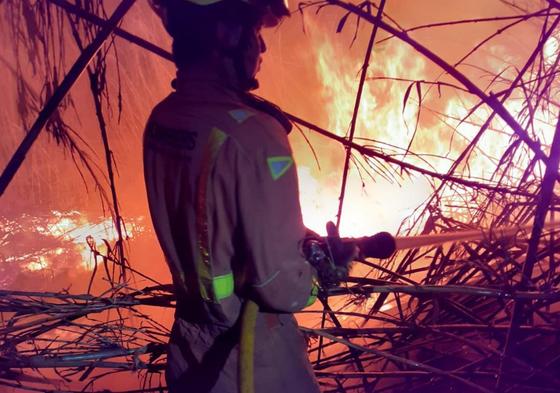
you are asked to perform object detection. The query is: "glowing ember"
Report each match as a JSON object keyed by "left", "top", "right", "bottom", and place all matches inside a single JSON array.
[
  {"left": 0, "top": 211, "right": 146, "bottom": 286},
  {"left": 39, "top": 211, "right": 144, "bottom": 269},
  {"left": 26, "top": 256, "right": 49, "bottom": 271}
]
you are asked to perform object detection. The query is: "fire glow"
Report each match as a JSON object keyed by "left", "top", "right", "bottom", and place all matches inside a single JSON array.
[
  {"left": 2, "top": 1, "right": 560, "bottom": 391},
  {"left": 0, "top": 211, "right": 145, "bottom": 279},
  {"left": 294, "top": 20, "right": 433, "bottom": 237},
  {"left": 290, "top": 12, "right": 560, "bottom": 238}
]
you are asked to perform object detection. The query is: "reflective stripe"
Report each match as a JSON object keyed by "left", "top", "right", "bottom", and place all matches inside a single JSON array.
[
  {"left": 252, "top": 270, "right": 280, "bottom": 288},
  {"left": 229, "top": 109, "right": 254, "bottom": 124},
  {"left": 306, "top": 279, "right": 319, "bottom": 307},
  {"left": 213, "top": 272, "right": 235, "bottom": 300},
  {"left": 267, "top": 156, "right": 294, "bottom": 180},
  {"left": 196, "top": 127, "right": 228, "bottom": 302}
]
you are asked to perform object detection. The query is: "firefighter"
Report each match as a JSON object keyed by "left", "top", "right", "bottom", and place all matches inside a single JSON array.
[{"left": 143, "top": 0, "right": 322, "bottom": 391}]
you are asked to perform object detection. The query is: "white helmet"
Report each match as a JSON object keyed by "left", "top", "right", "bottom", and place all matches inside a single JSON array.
[{"left": 150, "top": 0, "right": 290, "bottom": 29}]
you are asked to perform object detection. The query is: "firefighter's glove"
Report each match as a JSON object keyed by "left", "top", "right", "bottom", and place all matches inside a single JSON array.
[
  {"left": 303, "top": 222, "right": 358, "bottom": 289},
  {"left": 325, "top": 221, "right": 358, "bottom": 280}
]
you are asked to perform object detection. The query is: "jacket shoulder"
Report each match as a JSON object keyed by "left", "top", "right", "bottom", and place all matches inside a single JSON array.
[
  {"left": 226, "top": 106, "right": 292, "bottom": 157},
  {"left": 145, "top": 92, "right": 291, "bottom": 156}
]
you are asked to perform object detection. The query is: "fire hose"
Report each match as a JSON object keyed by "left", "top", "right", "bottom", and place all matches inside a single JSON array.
[{"left": 238, "top": 220, "right": 558, "bottom": 393}]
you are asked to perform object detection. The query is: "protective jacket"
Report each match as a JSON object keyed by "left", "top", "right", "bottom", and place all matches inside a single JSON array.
[{"left": 143, "top": 70, "right": 320, "bottom": 393}]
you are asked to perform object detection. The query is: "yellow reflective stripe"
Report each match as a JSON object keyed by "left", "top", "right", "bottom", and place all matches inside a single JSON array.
[
  {"left": 306, "top": 279, "right": 320, "bottom": 307},
  {"left": 197, "top": 272, "right": 212, "bottom": 301},
  {"left": 196, "top": 127, "right": 228, "bottom": 302},
  {"left": 213, "top": 272, "right": 234, "bottom": 300},
  {"left": 208, "top": 127, "right": 228, "bottom": 157}
]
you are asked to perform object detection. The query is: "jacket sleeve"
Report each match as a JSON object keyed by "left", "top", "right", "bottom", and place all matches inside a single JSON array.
[{"left": 228, "top": 119, "right": 317, "bottom": 312}]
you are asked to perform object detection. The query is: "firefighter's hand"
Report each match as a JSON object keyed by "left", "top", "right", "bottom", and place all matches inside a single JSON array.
[{"left": 325, "top": 221, "right": 358, "bottom": 278}]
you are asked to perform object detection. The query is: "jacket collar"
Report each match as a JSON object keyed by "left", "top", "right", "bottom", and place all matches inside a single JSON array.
[{"left": 172, "top": 68, "right": 244, "bottom": 106}]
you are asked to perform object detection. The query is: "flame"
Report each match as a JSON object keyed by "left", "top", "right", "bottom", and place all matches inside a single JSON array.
[
  {"left": 26, "top": 256, "right": 49, "bottom": 271},
  {"left": 544, "top": 36, "right": 559, "bottom": 65},
  {"left": 0, "top": 211, "right": 145, "bottom": 274},
  {"left": 294, "top": 17, "right": 560, "bottom": 239},
  {"left": 42, "top": 212, "right": 114, "bottom": 270},
  {"left": 296, "top": 21, "right": 431, "bottom": 237},
  {"left": 46, "top": 212, "right": 143, "bottom": 270}
]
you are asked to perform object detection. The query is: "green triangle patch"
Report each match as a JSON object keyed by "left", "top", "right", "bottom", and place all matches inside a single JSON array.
[{"left": 267, "top": 156, "right": 294, "bottom": 181}]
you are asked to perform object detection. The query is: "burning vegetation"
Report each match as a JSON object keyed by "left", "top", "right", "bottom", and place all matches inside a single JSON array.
[{"left": 1, "top": 0, "right": 560, "bottom": 392}]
